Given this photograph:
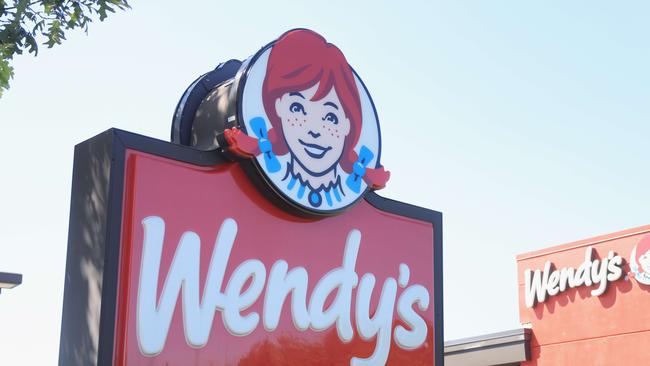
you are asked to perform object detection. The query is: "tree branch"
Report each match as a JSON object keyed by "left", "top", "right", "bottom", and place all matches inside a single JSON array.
[{"left": 3, "top": 1, "right": 40, "bottom": 11}]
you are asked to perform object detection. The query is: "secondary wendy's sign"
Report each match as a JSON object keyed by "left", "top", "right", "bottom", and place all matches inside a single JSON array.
[
  {"left": 518, "top": 227, "right": 650, "bottom": 365},
  {"left": 59, "top": 29, "right": 442, "bottom": 366}
]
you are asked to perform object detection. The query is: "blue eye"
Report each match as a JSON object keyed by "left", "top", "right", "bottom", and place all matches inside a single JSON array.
[
  {"left": 323, "top": 112, "right": 339, "bottom": 125},
  {"left": 290, "top": 102, "right": 306, "bottom": 115}
]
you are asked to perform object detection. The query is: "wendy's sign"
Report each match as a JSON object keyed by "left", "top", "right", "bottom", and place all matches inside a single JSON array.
[
  {"left": 59, "top": 29, "right": 442, "bottom": 366},
  {"left": 517, "top": 228, "right": 650, "bottom": 365},
  {"left": 521, "top": 233, "right": 650, "bottom": 309}
]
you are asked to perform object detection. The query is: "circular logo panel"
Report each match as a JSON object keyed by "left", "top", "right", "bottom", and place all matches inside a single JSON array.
[
  {"left": 630, "top": 234, "right": 650, "bottom": 286},
  {"left": 237, "top": 29, "right": 386, "bottom": 216}
]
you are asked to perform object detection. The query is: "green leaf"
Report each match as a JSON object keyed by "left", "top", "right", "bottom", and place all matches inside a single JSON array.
[
  {"left": 67, "top": 3, "right": 82, "bottom": 28},
  {"left": 25, "top": 10, "right": 37, "bottom": 22},
  {"left": 0, "top": 25, "right": 16, "bottom": 44},
  {"left": 25, "top": 33, "right": 38, "bottom": 55},
  {"left": 0, "top": 59, "right": 14, "bottom": 98},
  {"left": 98, "top": 6, "right": 107, "bottom": 21},
  {"left": 46, "top": 19, "right": 63, "bottom": 48},
  {"left": 0, "top": 43, "right": 15, "bottom": 60},
  {"left": 32, "top": 20, "right": 46, "bottom": 35},
  {"left": 15, "top": 0, "right": 29, "bottom": 14},
  {"left": 44, "top": 3, "right": 53, "bottom": 14}
]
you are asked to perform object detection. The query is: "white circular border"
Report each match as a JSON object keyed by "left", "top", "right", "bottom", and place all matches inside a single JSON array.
[
  {"left": 631, "top": 245, "right": 650, "bottom": 286},
  {"left": 240, "top": 48, "right": 381, "bottom": 213}
]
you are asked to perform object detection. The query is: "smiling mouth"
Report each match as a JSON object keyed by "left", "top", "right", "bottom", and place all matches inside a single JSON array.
[{"left": 299, "top": 139, "right": 332, "bottom": 159}]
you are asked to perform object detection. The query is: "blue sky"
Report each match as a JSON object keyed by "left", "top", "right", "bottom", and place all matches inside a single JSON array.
[{"left": 1, "top": 1, "right": 649, "bottom": 363}]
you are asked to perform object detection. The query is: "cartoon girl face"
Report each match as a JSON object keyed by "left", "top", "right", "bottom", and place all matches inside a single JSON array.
[
  {"left": 275, "top": 83, "right": 351, "bottom": 175},
  {"left": 260, "top": 29, "right": 365, "bottom": 188},
  {"left": 233, "top": 29, "right": 389, "bottom": 213},
  {"left": 639, "top": 249, "right": 650, "bottom": 273}
]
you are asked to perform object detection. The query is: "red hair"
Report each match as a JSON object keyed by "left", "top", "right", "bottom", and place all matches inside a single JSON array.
[
  {"left": 636, "top": 234, "right": 650, "bottom": 266},
  {"left": 262, "top": 29, "right": 362, "bottom": 173}
]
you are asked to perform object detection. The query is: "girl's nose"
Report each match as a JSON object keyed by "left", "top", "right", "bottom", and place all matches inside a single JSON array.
[{"left": 308, "top": 131, "right": 321, "bottom": 138}]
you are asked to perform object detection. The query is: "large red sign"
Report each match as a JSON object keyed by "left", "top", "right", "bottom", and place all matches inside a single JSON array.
[{"left": 57, "top": 130, "right": 443, "bottom": 366}]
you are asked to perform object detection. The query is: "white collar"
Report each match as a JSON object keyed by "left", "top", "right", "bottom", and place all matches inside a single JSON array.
[{"left": 288, "top": 159, "right": 340, "bottom": 191}]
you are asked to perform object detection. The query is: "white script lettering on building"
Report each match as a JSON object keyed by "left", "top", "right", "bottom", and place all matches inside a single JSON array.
[{"left": 524, "top": 247, "right": 624, "bottom": 308}]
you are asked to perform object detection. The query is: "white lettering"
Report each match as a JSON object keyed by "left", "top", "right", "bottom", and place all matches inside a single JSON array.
[
  {"left": 524, "top": 264, "right": 547, "bottom": 308},
  {"left": 607, "top": 251, "right": 624, "bottom": 282},
  {"left": 137, "top": 216, "right": 238, "bottom": 354},
  {"left": 394, "top": 263, "right": 429, "bottom": 350},
  {"left": 222, "top": 259, "right": 266, "bottom": 335},
  {"left": 308, "top": 230, "right": 360, "bottom": 342},
  {"left": 523, "top": 247, "right": 624, "bottom": 308},
  {"left": 558, "top": 267, "right": 575, "bottom": 292},
  {"left": 263, "top": 261, "right": 309, "bottom": 331},
  {"left": 547, "top": 270, "right": 560, "bottom": 296},
  {"left": 352, "top": 274, "right": 397, "bottom": 366},
  {"left": 136, "top": 216, "right": 431, "bottom": 365}
]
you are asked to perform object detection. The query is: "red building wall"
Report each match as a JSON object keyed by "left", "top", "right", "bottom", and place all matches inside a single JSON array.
[{"left": 517, "top": 225, "right": 650, "bottom": 365}]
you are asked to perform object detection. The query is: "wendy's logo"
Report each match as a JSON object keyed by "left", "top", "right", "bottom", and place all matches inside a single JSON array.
[
  {"left": 630, "top": 234, "right": 650, "bottom": 286},
  {"left": 228, "top": 29, "right": 389, "bottom": 215},
  {"left": 173, "top": 29, "right": 389, "bottom": 217}
]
